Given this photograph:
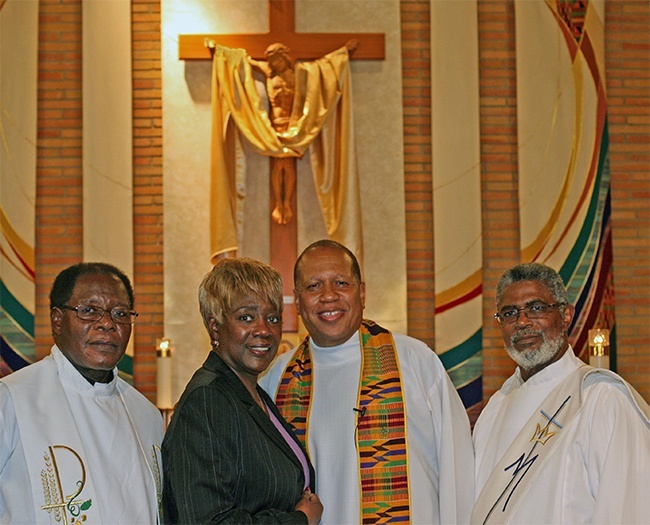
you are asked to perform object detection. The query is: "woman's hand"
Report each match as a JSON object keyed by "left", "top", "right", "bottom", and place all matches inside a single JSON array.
[{"left": 294, "top": 489, "right": 323, "bottom": 525}]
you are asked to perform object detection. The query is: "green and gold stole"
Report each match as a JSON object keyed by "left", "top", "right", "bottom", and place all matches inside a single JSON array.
[{"left": 275, "top": 319, "right": 411, "bottom": 524}]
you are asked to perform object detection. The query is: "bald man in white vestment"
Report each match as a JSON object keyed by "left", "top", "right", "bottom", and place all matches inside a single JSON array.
[
  {"left": 0, "top": 263, "right": 163, "bottom": 525},
  {"left": 472, "top": 263, "right": 650, "bottom": 525},
  {"left": 260, "top": 240, "right": 474, "bottom": 525}
]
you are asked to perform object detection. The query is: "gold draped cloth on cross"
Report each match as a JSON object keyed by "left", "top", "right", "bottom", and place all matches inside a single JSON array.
[{"left": 209, "top": 44, "right": 363, "bottom": 262}]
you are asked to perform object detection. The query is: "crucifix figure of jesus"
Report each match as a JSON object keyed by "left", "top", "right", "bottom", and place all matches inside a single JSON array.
[
  {"left": 250, "top": 43, "right": 298, "bottom": 225},
  {"left": 249, "top": 40, "right": 357, "bottom": 225}
]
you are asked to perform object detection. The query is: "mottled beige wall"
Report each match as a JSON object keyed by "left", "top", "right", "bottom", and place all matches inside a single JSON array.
[{"left": 82, "top": 1, "right": 133, "bottom": 274}]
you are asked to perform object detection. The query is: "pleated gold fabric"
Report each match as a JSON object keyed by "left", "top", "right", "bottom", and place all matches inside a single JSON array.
[{"left": 209, "top": 45, "right": 363, "bottom": 262}]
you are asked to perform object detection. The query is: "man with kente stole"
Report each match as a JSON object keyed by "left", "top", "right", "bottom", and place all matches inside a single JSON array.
[
  {"left": 0, "top": 263, "right": 163, "bottom": 524},
  {"left": 472, "top": 263, "right": 650, "bottom": 524},
  {"left": 260, "top": 240, "right": 474, "bottom": 524}
]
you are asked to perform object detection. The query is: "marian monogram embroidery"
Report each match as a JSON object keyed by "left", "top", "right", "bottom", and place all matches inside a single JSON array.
[
  {"left": 41, "top": 445, "right": 92, "bottom": 524},
  {"left": 530, "top": 422, "right": 557, "bottom": 445}
]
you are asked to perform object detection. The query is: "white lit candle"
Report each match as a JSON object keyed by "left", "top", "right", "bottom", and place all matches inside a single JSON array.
[
  {"left": 588, "top": 329, "right": 610, "bottom": 370},
  {"left": 156, "top": 338, "right": 173, "bottom": 409}
]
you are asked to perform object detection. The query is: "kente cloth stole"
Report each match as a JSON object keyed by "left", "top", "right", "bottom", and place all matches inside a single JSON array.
[
  {"left": 471, "top": 365, "right": 650, "bottom": 525},
  {"left": 275, "top": 319, "right": 411, "bottom": 524}
]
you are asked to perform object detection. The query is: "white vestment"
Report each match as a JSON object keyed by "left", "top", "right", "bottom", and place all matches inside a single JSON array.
[
  {"left": 472, "top": 347, "right": 650, "bottom": 524},
  {"left": 259, "top": 329, "right": 475, "bottom": 525},
  {"left": 0, "top": 345, "right": 164, "bottom": 524}
]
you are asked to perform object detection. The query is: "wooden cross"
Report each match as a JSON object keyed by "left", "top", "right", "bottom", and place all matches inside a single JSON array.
[{"left": 179, "top": 0, "right": 385, "bottom": 331}]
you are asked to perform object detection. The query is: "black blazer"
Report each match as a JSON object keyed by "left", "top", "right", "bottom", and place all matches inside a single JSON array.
[{"left": 162, "top": 351, "right": 315, "bottom": 524}]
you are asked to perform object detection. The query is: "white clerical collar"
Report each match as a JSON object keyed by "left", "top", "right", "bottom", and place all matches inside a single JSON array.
[
  {"left": 513, "top": 345, "right": 577, "bottom": 388},
  {"left": 52, "top": 344, "right": 118, "bottom": 397},
  {"left": 309, "top": 330, "right": 361, "bottom": 367}
]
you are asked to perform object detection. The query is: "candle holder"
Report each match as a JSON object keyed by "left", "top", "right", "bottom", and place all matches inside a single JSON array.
[{"left": 588, "top": 328, "right": 610, "bottom": 370}]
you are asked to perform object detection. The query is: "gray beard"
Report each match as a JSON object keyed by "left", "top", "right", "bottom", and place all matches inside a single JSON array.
[{"left": 505, "top": 330, "right": 564, "bottom": 372}]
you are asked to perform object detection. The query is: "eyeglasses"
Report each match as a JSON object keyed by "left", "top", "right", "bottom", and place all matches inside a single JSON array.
[
  {"left": 494, "top": 303, "right": 564, "bottom": 325},
  {"left": 59, "top": 304, "right": 138, "bottom": 325}
]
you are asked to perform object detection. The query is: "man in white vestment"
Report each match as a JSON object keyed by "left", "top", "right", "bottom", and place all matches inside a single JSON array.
[
  {"left": 260, "top": 240, "right": 474, "bottom": 525},
  {"left": 472, "top": 262, "right": 650, "bottom": 524},
  {"left": 0, "top": 263, "right": 164, "bottom": 524}
]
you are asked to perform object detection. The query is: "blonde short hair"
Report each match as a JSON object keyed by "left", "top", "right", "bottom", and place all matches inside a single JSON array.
[{"left": 198, "top": 258, "right": 283, "bottom": 329}]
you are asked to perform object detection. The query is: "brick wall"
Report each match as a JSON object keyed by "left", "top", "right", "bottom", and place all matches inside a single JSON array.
[
  {"left": 132, "top": 0, "right": 164, "bottom": 402},
  {"left": 605, "top": 0, "right": 650, "bottom": 400},
  {"left": 401, "top": 0, "right": 436, "bottom": 348},
  {"left": 35, "top": 0, "right": 83, "bottom": 358}
]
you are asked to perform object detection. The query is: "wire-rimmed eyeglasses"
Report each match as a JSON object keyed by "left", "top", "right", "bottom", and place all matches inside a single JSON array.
[
  {"left": 494, "top": 303, "right": 564, "bottom": 325},
  {"left": 59, "top": 304, "right": 138, "bottom": 325}
]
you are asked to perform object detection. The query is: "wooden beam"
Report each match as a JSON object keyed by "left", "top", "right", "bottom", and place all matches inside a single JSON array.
[
  {"left": 179, "top": 33, "right": 385, "bottom": 61},
  {"left": 270, "top": 188, "right": 298, "bottom": 332}
]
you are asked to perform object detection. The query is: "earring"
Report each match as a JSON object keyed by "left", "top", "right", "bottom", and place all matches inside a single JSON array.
[{"left": 212, "top": 339, "right": 219, "bottom": 349}]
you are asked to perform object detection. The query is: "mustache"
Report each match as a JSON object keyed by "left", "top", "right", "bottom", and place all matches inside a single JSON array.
[{"left": 510, "top": 328, "right": 544, "bottom": 345}]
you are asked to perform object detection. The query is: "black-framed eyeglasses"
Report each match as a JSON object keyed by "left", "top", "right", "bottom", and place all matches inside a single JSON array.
[
  {"left": 494, "top": 303, "right": 565, "bottom": 325},
  {"left": 59, "top": 304, "right": 138, "bottom": 325}
]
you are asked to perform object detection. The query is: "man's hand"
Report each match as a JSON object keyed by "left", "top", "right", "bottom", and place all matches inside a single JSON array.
[{"left": 345, "top": 39, "right": 359, "bottom": 54}]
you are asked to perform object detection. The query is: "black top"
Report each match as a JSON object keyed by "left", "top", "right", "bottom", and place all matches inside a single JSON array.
[{"left": 162, "top": 351, "right": 315, "bottom": 524}]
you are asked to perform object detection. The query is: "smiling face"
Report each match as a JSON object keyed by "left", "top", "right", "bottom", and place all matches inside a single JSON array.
[
  {"left": 294, "top": 246, "right": 365, "bottom": 347},
  {"left": 498, "top": 280, "right": 575, "bottom": 381},
  {"left": 51, "top": 273, "right": 132, "bottom": 383},
  {"left": 209, "top": 291, "right": 282, "bottom": 388}
]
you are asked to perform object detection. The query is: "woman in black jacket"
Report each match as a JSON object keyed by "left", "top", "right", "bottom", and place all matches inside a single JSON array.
[{"left": 162, "top": 258, "right": 322, "bottom": 524}]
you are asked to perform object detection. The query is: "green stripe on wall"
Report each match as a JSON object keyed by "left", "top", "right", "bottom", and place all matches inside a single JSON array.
[
  {"left": 438, "top": 329, "right": 482, "bottom": 370},
  {"left": 0, "top": 280, "right": 34, "bottom": 336}
]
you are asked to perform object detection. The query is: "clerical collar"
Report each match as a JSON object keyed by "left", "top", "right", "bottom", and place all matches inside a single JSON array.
[
  {"left": 52, "top": 345, "right": 117, "bottom": 394},
  {"left": 309, "top": 330, "right": 360, "bottom": 351},
  {"left": 61, "top": 356, "right": 113, "bottom": 385}
]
